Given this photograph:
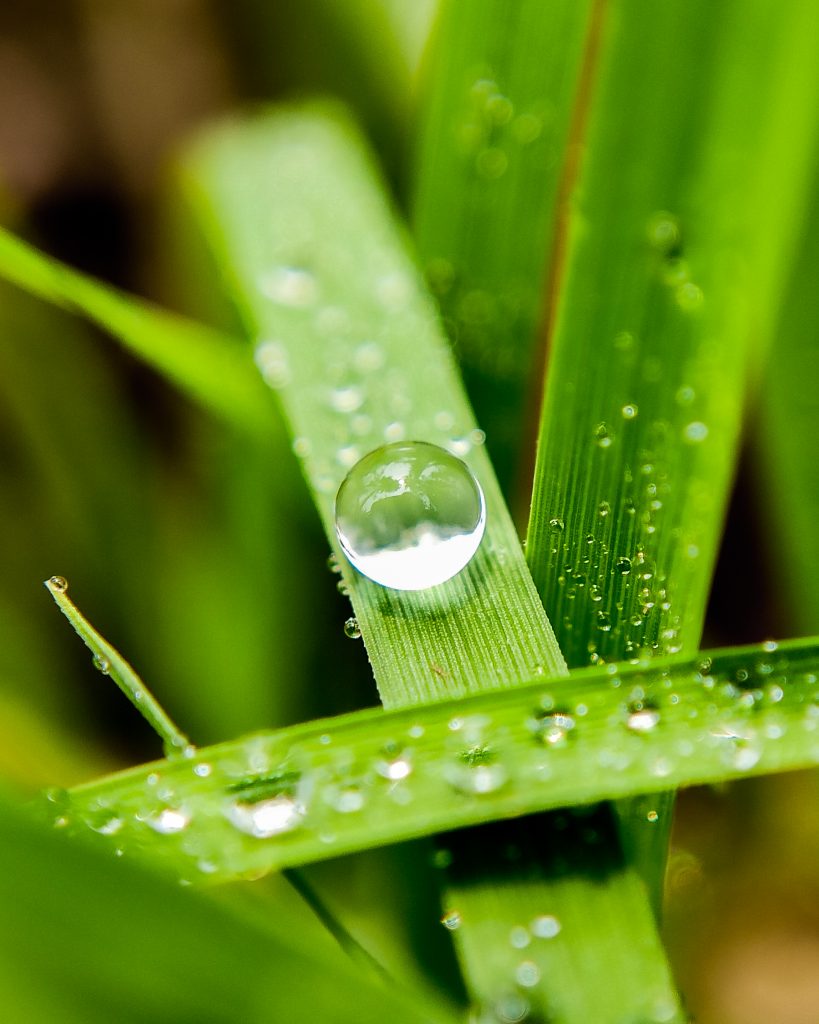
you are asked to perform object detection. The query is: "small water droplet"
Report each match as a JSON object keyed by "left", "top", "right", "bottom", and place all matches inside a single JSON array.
[
  {"left": 762, "top": 639, "right": 778, "bottom": 653},
  {"left": 92, "top": 654, "right": 110, "bottom": 675},
  {"left": 147, "top": 807, "right": 191, "bottom": 834},
  {"left": 327, "top": 553, "right": 341, "bottom": 574},
  {"left": 375, "top": 744, "right": 413, "bottom": 781},
  {"left": 598, "top": 501, "right": 611, "bottom": 518},
  {"left": 441, "top": 909, "right": 462, "bottom": 931},
  {"left": 446, "top": 746, "right": 508, "bottom": 794},
  {"left": 327, "top": 785, "right": 367, "bottom": 813},
  {"left": 330, "top": 385, "right": 364, "bottom": 413},
  {"left": 334, "top": 441, "right": 486, "bottom": 590},
  {"left": 626, "top": 702, "right": 661, "bottom": 733},
  {"left": 647, "top": 809, "right": 659, "bottom": 823},
  {"left": 683, "top": 421, "right": 708, "bottom": 443},
  {"left": 227, "top": 795, "right": 305, "bottom": 838},
  {"left": 615, "top": 557, "right": 632, "bottom": 575},
  {"left": 531, "top": 914, "right": 561, "bottom": 939},
  {"left": 646, "top": 211, "right": 681, "bottom": 254},
  {"left": 597, "top": 611, "right": 612, "bottom": 632},
  {"left": 514, "top": 961, "right": 541, "bottom": 988},
  {"left": 594, "top": 422, "right": 613, "bottom": 448},
  {"left": 476, "top": 147, "right": 508, "bottom": 179},
  {"left": 292, "top": 437, "right": 312, "bottom": 458},
  {"left": 193, "top": 762, "right": 212, "bottom": 778},
  {"left": 254, "top": 340, "right": 291, "bottom": 389},
  {"left": 384, "top": 421, "right": 406, "bottom": 442},
  {"left": 621, "top": 404, "right": 639, "bottom": 420},
  {"left": 676, "top": 281, "right": 704, "bottom": 311},
  {"left": 48, "top": 575, "right": 68, "bottom": 593},
  {"left": 549, "top": 517, "right": 565, "bottom": 533},
  {"left": 354, "top": 342, "right": 385, "bottom": 372},
  {"left": 530, "top": 711, "right": 576, "bottom": 747},
  {"left": 509, "top": 926, "right": 531, "bottom": 949},
  {"left": 375, "top": 271, "right": 412, "bottom": 312},
  {"left": 258, "top": 266, "right": 317, "bottom": 307},
  {"left": 343, "top": 617, "right": 361, "bottom": 639}
]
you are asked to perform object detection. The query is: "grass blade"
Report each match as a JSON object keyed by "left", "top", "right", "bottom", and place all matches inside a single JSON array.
[
  {"left": 174, "top": 103, "right": 566, "bottom": 704},
  {"left": 58, "top": 632, "right": 819, "bottom": 881},
  {"left": 0, "top": 225, "right": 276, "bottom": 435},
  {"left": 412, "top": 0, "right": 594, "bottom": 494}
]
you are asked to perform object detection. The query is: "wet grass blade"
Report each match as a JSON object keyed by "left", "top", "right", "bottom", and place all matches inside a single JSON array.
[
  {"left": 174, "top": 103, "right": 566, "bottom": 704},
  {"left": 58, "top": 634, "right": 819, "bottom": 882},
  {"left": 524, "top": 0, "right": 819, "bottom": 897},
  {"left": 412, "top": 0, "right": 594, "bottom": 494}
]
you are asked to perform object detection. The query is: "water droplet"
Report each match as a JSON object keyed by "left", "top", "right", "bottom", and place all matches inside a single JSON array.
[
  {"left": 476, "top": 147, "right": 508, "bottom": 179},
  {"left": 327, "top": 785, "right": 366, "bottom": 813},
  {"left": 354, "top": 342, "right": 384, "bottom": 372},
  {"left": 615, "top": 557, "right": 632, "bottom": 575},
  {"left": 493, "top": 993, "right": 530, "bottom": 1023},
  {"left": 375, "top": 744, "right": 413, "bottom": 781},
  {"left": 334, "top": 441, "right": 486, "bottom": 590},
  {"left": 514, "top": 961, "right": 541, "bottom": 988},
  {"left": 512, "top": 113, "right": 542, "bottom": 143},
  {"left": 330, "top": 385, "right": 364, "bottom": 413},
  {"left": 762, "top": 639, "right": 778, "bottom": 653},
  {"left": 676, "top": 281, "right": 704, "bottom": 311},
  {"left": 531, "top": 914, "right": 561, "bottom": 939},
  {"left": 193, "top": 762, "right": 212, "bottom": 778},
  {"left": 509, "top": 926, "right": 531, "bottom": 949},
  {"left": 626, "top": 702, "right": 661, "bottom": 733},
  {"left": 597, "top": 612, "right": 612, "bottom": 632},
  {"left": 48, "top": 575, "right": 68, "bottom": 593},
  {"left": 621, "top": 404, "right": 639, "bottom": 420},
  {"left": 254, "top": 340, "right": 291, "bottom": 389},
  {"left": 343, "top": 617, "right": 361, "bottom": 639},
  {"left": 258, "top": 266, "right": 317, "bottom": 307},
  {"left": 683, "top": 421, "right": 708, "bottom": 443},
  {"left": 375, "top": 272, "right": 412, "bottom": 312},
  {"left": 292, "top": 437, "right": 312, "bottom": 458},
  {"left": 441, "top": 909, "right": 462, "bottom": 930},
  {"left": 647, "top": 809, "right": 659, "bottom": 823},
  {"left": 227, "top": 795, "right": 305, "bottom": 838},
  {"left": 549, "top": 517, "right": 565, "bottom": 533},
  {"left": 327, "top": 553, "right": 341, "bottom": 574},
  {"left": 530, "top": 711, "right": 575, "bottom": 746},
  {"left": 598, "top": 501, "right": 611, "bottom": 518},
  {"left": 147, "top": 807, "right": 190, "bottom": 834},
  {"left": 337, "top": 445, "right": 361, "bottom": 468},
  {"left": 384, "top": 421, "right": 406, "bottom": 442},
  {"left": 676, "top": 385, "right": 695, "bottom": 405},
  {"left": 92, "top": 654, "right": 110, "bottom": 675},
  {"left": 594, "top": 422, "right": 613, "bottom": 448},
  {"left": 446, "top": 746, "right": 508, "bottom": 794},
  {"left": 646, "top": 211, "right": 681, "bottom": 254},
  {"left": 470, "top": 428, "right": 486, "bottom": 446}
]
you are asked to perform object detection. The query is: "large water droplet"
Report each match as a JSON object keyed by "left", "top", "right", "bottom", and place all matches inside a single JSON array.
[
  {"left": 334, "top": 441, "right": 486, "bottom": 590},
  {"left": 147, "top": 807, "right": 190, "bottom": 834},
  {"left": 446, "top": 746, "right": 508, "bottom": 794},
  {"left": 48, "top": 575, "right": 69, "bottom": 593},
  {"left": 343, "top": 617, "right": 361, "bottom": 639}
]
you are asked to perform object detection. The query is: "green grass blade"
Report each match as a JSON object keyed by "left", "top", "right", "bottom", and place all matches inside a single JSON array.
[
  {"left": 174, "top": 103, "right": 566, "bottom": 704},
  {"left": 58, "top": 636, "right": 819, "bottom": 881},
  {"left": 524, "top": 0, "right": 819, "bottom": 897},
  {"left": 412, "top": 0, "right": 594, "bottom": 494},
  {"left": 527, "top": 0, "right": 819, "bottom": 666},
  {"left": 1, "top": 793, "right": 454, "bottom": 1024},
  {"left": 0, "top": 225, "right": 276, "bottom": 435}
]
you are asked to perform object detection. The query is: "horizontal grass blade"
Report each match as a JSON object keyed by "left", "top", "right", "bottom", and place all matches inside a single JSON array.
[{"left": 57, "top": 636, "right": 819, "bottom": 882}]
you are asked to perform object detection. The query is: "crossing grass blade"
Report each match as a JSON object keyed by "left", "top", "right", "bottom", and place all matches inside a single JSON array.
[{"left": 56, "top": 630, "right": 819, "bottom": 882}]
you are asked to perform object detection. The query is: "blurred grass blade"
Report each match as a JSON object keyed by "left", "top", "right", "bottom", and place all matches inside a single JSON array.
[
  {"left": 61, "top": 635, "right": 819, "bottom": 882},
  {"left": 412, "top": 0, "right": 594, "bottom": 494},
  {"left": 174, "top": 105, "right": 685, "bottom": 1020},
  {"left": 524, "top": 0, "right": 819, "bottom": 894},
  {"left": 0, "top": 793, "right": 454, "bottom": 1024},
  {"left": 0, "top": 225, "right": 275, "bottom": 434},
  {"left": 757, "top": 170, "right": 819, "bottom": 635},
  {"left": 175, "top": 103, "right": 566, "bottom": 705}
]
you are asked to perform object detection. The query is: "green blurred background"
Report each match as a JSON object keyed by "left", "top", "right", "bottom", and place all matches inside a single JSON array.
[{"left": 0, "top": 3, "right": 817, "bottom": 1022}]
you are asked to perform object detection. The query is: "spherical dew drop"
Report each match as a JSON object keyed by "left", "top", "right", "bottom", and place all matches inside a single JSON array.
[{"left": 334, "top": 441, "right": 486, "bottom": 590}]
